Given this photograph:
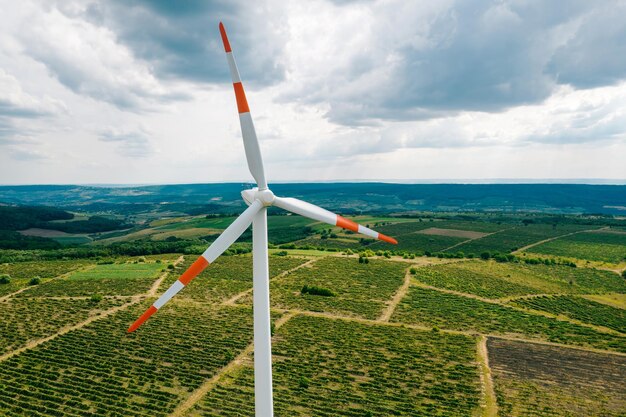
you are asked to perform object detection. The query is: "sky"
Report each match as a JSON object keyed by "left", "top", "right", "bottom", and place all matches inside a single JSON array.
[{"left": 1, "top": 0, "right": 625, "bottom": 185}]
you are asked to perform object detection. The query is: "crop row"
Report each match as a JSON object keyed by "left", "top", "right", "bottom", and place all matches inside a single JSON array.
[
  {"left": 0, "top": 259, "right": 89, "bottom": 283},
  {"left": 0, "top": 303, "right": 260, "bottom": 417},
  {"left": 527, "top": 231, "right": 626, "bottom": 263},
  {"left": 448, "top": 224, "right": 597, "bottom": 255},
  {"left": 511, "top": 295, "right": 626, "bottom": 333},
  {"left": 236, "top": 257, "right": 407, "bottom": 320},
  {"left": 0, "top": 297, "right": 128, "bottom": 354},
  {"left": 159, "top": 255, "right": 310, "bottom": 304},
  {"left": 410, "top": 260, "right": 626, "bottom": 299},
  {"left": 391, "top": 287, "right": 626, "bottom": 353},
  {"left": 191, "top": 314, "right": 481, "bottom": 416}
]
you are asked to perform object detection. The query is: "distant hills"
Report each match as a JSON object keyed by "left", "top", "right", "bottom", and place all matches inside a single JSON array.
[{"left": 0, "top": 183, "right": 625, "bottom": 215}]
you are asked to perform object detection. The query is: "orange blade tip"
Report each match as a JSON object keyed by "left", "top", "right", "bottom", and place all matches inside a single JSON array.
[
  {"left": 219, "top": 22, "right": 232, "bottom": 52},
  {"left": 127, "top": 305, "right": 157, "bottom": 333},
  {"left": 379, "top": 234, "right": 398, "bottom": 245}
]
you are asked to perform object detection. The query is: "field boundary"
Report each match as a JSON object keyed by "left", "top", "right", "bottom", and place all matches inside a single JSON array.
[
  {"left": 476, "top": 336, "right": 498, "bottom": 417},
  {"left": 169, "top": 311, "right": 298, "bottom": 417},
  {"left": 378, "top": 267, "right": 413, "bottom": 322}
]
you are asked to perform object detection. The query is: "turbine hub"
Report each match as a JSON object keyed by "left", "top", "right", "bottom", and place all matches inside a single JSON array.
[{"left": 241, "top": 187, "right": 274, "bottom": 206}]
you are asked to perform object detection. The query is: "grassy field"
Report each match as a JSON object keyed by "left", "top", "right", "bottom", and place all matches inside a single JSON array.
[
  {"left": 190, "top": 315, "right": 481, "bottom": 417},
  {"left": 526, "top": 230, "right": 626, "bottom": 263},
  {"left": 489, "top": 338, "right": 626, "bottom": 416},
  {"left": 16, "top": 262, "right": 165, "bottom": 297}
]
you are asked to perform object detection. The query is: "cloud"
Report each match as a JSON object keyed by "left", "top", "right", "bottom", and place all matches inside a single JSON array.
[
  {"left": 98, "top": 127, "right": 156, "bottom": 157},
  {"left": 17, "top": 3, "right": 189, "bottom": 111},
  {"left": 65, "top": 0, "right": 288, "bottom": 87}
]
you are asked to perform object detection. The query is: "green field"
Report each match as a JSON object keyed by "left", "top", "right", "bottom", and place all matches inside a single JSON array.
[
  {"left": 17, "top": 262, "right": 165, "bottom": 297},
  {"left": 159, "top": 255, "right": 310, "bottom": 304},
  {"left": 0, "top": 303, "right": 259, "bottom": 417},
  {"left": 449, "top": 224, "right": 597, "bottom": 255},
  {"left": 237, "top": 257, "right": 407, "bottom": 320},
  {"left": 410, "top": 260, "right": 626, "bottom": 299},
  {"left": 391, "top": 286, "right": 626, "bottom": 352},
  {"left": 527, "top": 230, "right": 626, "bottom": 263},
  {"left": 191, "top": 315, "right": 481, "bottom": 416},
  {"left": 512, "top": 295, "right": 626, "bottom": 333}
]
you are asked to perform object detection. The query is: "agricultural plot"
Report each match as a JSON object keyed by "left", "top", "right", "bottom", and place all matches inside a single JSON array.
[
  {"left": 0, "top": 303, "right": 259, "bottom": 417},
  {"left": 488, "top": 338, "right": 626, "bottom": 416},
  {"left": 190, "top": 315, "right": 481, "bottom": 417},
  {"left": 238, "top": 257, "right": 407, "bottom": 319},
  {"left": 159, "top": 255, "right": 309, "bottom": 304},
  {"left": 18, "top": 262, "right": 164, "bottom": 297},
  {"left": 294, "top": 235, "right": 362, "bottom": 249},
  {"left": 0, "top": 297, "right": 128, "bottom": 353},
  {"left": 411, "top": 261, "right": 626, "bottom": 299},
  {"left": 512, "top": 295, "right": 626, "bottom": 333},
  {"left": 449, "top": 224, "right": 597, "bottom": 255},
  {"left": 371, "top": 232, "right": 468, "bottom": 253},
  {"left": 391, "top": 287, "right": 626, "bottom": 352},
  {"left": 0, "top": 259, "right": 88, "bottom": 280},
  {"left": 527, "top": 230, "right": 626, "bottom": 263}
]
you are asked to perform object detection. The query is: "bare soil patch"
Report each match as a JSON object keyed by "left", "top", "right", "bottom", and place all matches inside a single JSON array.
[{"left": 417, "top": 227, "right": 488, "bottom": 239}]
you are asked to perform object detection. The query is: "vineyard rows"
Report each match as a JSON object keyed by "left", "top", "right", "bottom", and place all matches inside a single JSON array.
[
  {"left": 527, "top": 230, "right": 626, "bottom": 263},
  {"left": 237, "top": 257, "right": 407, "bottom": 320},
  {"left": 190, "top": 315, "right": 481, "bottom": 416},
  {"left": 391, "top": 287, "right": 626, "bottom": 353}
]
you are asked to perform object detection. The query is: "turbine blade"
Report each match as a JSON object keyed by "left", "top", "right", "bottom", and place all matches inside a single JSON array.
[
  {"left": 219, "top": 22, "right": 267, "bottom": 189},
  {"left": 128, "top": 199, "right": 264, "bottom": 332},
  {"left": 273, "top": 196, "right": 398, "bottom": 245}
]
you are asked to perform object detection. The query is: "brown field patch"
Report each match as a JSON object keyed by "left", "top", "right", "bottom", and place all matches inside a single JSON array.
[
  {"left": 488, "top": 337, "right": 626, "bottom": 416},
  {"left": 18, "top": 228, "right": 72, "bottom": 238},
  {"left": 416, "top": 227, "right": 488, "bottom": 239}
]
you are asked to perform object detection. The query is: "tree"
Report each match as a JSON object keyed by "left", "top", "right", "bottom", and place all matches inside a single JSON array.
[{"left": 0, "top": 274, "right": 10, "bottom": 284}]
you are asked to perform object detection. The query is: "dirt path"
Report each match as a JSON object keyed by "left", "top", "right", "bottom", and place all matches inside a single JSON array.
[
  {"left": 476, "top": 336, "right": 498, "bottom": 417},
  {"left": 0, "top": 256, "right": 184, "bottom": 364},
  {"left": 169, "top": 311, "right": 297, "bottom": 417},
  {"left": 513, "top": 227, "right": 604, "bottom": 254},
  {"left": 0, "top": 264, "right": 96, "bottom": 302},
  {"left": 378, "top": 268, "right": 412, "bottom": 322},
  {"left": 149, "top": 255, "right": 184, "bottom": 296},
  {"left": 222, "top": 258, "right": 318, "bottom": 306}
]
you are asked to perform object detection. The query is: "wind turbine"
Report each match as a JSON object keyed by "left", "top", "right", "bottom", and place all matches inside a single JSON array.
[{"left": 128, "top": 22, "right": 398, "bottom": 417}]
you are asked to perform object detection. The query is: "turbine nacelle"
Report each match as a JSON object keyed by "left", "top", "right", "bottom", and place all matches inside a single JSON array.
[{"left": 242, "top": 187, "right": 275, "bottom": 207}]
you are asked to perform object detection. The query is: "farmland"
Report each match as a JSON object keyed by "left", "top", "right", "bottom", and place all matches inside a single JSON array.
[
  {"left": 488, "top": 338, "right": 625, "bottom": 416},
  {"left": 511, "top": 295, "right": 626, "bottom": 333},
  {"left": 409, "top": 260, "right": 626, "bottom": 299},
  {"left": 190, "top": 315, "right": 481, "bottom": 416},
  {"left": 237, "top": 257, "right": 408, "bottom": 320},
  {"left": 390, "top": 287, "right": 626, "bottom": 352},
  {"left": 526, "top": 230, "right": 626, "bottom": 264},
  {"left": 1, "top": 205, "right": 625, "bottom": 416}
]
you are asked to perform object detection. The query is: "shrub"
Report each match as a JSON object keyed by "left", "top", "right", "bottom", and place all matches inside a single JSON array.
[
  {"left": 167, "top": 264, "right": 175, "bottom": 270},
  {"left": 29, "top": 277, "right": 41, "bottom": 285},
  {"left": 0, "top": 274, "right": 10, "bottom": 284},
  {"left": 409, "top": 267, "right": 417, "bottom": 275},
  {"left": 90, "top": 294, "right": 103, "bottom": 303},
  {"left": 274, "top": 251, "right": 288, "bottom": 257},
  {"left": 480, "top": 252, "right": 491, "bottom": 260},
  {"left": 298, "top": 377, "right": 310, "bottom": 389},
  {"left": 301, "top": 285, "right": 335, "bottom": 297}
]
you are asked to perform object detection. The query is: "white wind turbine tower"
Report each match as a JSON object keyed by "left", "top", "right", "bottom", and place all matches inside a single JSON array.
[{"left": 128, "top": 22, "right": 398, "bottom": 417}]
